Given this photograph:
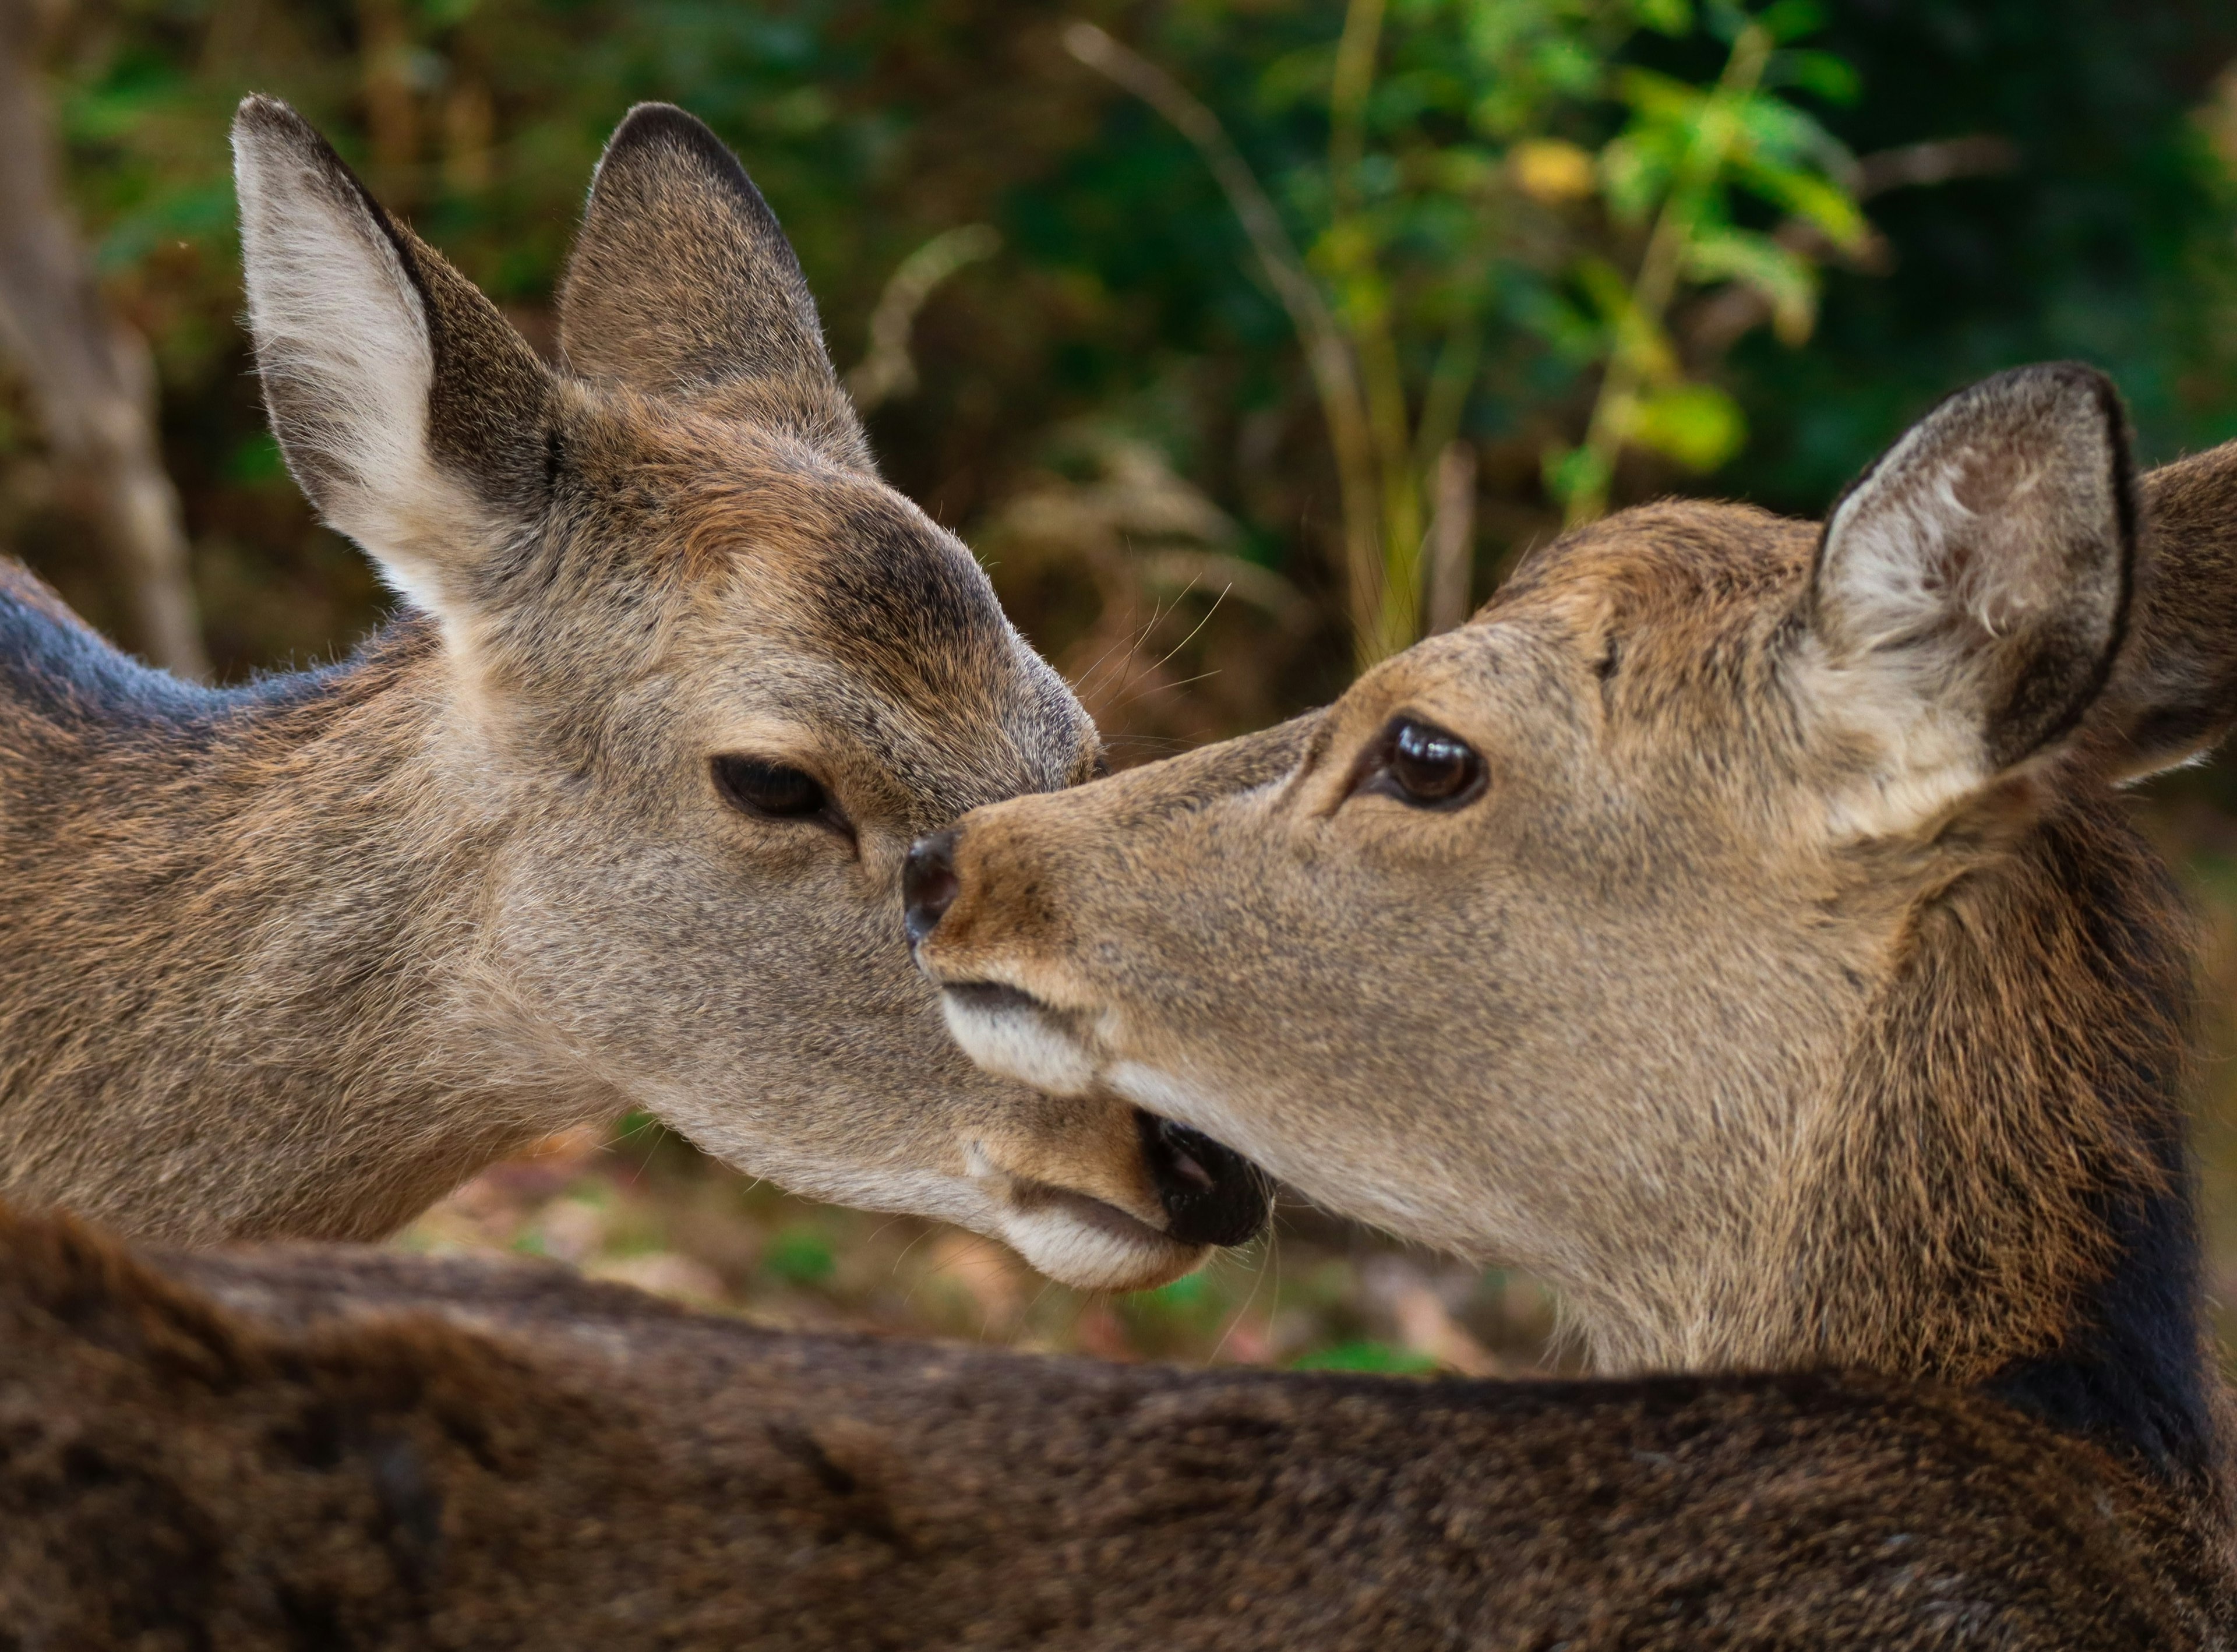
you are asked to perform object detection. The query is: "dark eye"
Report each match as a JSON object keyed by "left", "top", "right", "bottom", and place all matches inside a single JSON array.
[
  {"left": 1360, "top": 717, "right": 1486, "bottom": 810},
  {"left": 711, "top": 755, "right": 842, "bottom": 829}
]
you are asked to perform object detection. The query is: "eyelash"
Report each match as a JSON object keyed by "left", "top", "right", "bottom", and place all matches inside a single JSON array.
[{"left": 710, "top": 755, "right": 853, "bottom": 839}]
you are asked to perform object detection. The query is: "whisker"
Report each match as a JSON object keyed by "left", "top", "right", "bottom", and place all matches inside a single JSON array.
[
  {"left": 1142, "top": 583, "right": 1228, "bottom": 677},
  {"left": 1113, "top": 668, "right": 1220, "bottom": 712}
]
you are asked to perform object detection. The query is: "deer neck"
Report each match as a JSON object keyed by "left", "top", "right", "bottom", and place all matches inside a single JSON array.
[
  {"left": 1756, "top": 794, "right": 2222, "bottom": 1484},
  {"left": 0, "top": 596, "right": 598, "bottom": 1243}
]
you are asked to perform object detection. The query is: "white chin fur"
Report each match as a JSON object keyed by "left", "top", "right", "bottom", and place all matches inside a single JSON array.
[
  {"left": 999, "top": 1206, "right": 1202, "bottom": 1293},
  {"left": 939, "top": 995, "right": 1099, "bottom": 1096}
]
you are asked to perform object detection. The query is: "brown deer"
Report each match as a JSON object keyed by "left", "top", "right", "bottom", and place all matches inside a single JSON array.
[
  {"left": 0, "top": 98, "right": 1268, "bottom": 1286},
  {"left": 906, "top": 363, "right": 2235, "bottom": 1377},
  {"left": 899, "top": 364, "right": 2237, "bottom": 1605},
  {"left": 5, "top": 367, "right": 2236, "bottom": 1648}
]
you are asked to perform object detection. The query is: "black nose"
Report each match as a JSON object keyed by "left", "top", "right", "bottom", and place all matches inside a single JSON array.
[
  {"left": 1138, "top": 1111, "right": 1274, "bottom": 1248},
  {"left": 904, "top": 829, "right": 961, "bottom": 946}
]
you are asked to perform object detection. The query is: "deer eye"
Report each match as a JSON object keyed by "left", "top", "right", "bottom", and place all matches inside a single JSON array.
[
  {"left": 712, "top": 755, "right": 841, "bottom": 828},
  {"left": 1358, "top": 717, "right": 1486, "bottom": 810}
]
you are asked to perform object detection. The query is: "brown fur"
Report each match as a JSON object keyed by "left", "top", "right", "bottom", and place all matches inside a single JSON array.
[
  {"left": 1, "top": 1203, "right": 2227, "bottom": 1650},
  {"left": 7, "top": 366, "right": 2237, "bottom": 1642},
  {"left": 913, "top": 368, "right": 2225, "bottom": 1385},
  {"left": 899, "top": 369, "right": 2237, "bottom": 1611},
  {"left": 0, "top": 100, "right": 1247, "bottom": 1293}
]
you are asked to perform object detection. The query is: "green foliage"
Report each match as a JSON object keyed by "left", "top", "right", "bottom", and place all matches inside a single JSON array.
[
  {"left": 1290, "top": 1339, "right": 1440, "bottom": 1373},
  {"left": 763, "top": 1225, "right": 838, "bottom": 1287},
  {"left": 8, "top": 1, "right": 2237, "bottom": 720},
  {"left": 1541, "top": 4, "right": 1867, "bottom": 524}
]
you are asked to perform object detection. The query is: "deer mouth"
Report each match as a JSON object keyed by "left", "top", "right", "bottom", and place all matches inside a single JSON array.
[
  {"left": 943, "top": 980, "right": 1274, "bottom": 1279},
  {"left": 936, "top": 977, "right": 1104, "bottom": 1098},
  {"left": 992, "top": 1121, "right": 1272, "bottom": 1291},
  {"left": 943, "top": 980, "right": 1046, "bottom": 1015}
]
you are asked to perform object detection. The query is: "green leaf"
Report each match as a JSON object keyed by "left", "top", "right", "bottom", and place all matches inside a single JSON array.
[
  {"left": 1629, "top": 383, "right": 1746, "bottom": 470},
  {"left": 1756, "top": 0, "right": 1827, "bottom": 44},
  {"left": 1570, "top": 255, "right": 1636, "bottom": 327},
  {"left": 1732, "top": 157, "right": 1868, "bottom": 250},
  {"left": 1731, "top": 92, "right": 1840, "bottom": 165},
  {"left": 1777, "top": 48, "right": 1861, "bottom": 105},
  {"left": 1685, "top": 225, "right": 1820, "bottom": 340},
  {"left": 1542, "top": 443, "right": 1610, "bottom": 511},
  {"left": 1615, "top": 65, "right": 1705, "bottom": 124},
  {"left": 765, "top": 1226, "right": 836, "bottom": 1286},
  {"left": 1597, "top": 135, "right": 1667, "bottom": 224},
  {"left": 1291, "top": 1339, "right": 1441, "bottom": 1374}
]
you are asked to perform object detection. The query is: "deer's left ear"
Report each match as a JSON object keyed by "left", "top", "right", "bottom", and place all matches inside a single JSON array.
[{"left": 1795, "top": 362, "right": 2136, "bottom": 835}]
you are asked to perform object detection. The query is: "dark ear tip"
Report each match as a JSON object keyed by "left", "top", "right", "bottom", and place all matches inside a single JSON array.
[
  {"left": 1980, "top": 359, "right": 2122, "bottom": 416},
  {"left": 232, "top": 94, "right": 313, "bottom": 143},
  {"left": 231, "top": 95, "right": 361, "bottom": 194},
  {"left": 602, "top": 103, "right": 739, "bottom": 171},
  {"left": 588, "top": 102, "right": 770, "bottom": 228}
]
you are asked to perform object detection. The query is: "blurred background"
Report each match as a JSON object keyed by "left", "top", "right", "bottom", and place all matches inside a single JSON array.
[{"left": 8, "top": 0, "right": 2237, "bottom": 1375}]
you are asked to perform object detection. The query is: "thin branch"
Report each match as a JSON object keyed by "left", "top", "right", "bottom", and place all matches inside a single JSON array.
[
  {"left": 1423, "top": 440, "right": 1477, "bottom": 636},
  {"left": 1323, "top": 0, "right": 1421, "bottom": 656},
  {"left": 845, "top": 224, "right": 1001, "bottom": 412},
  {"left": 1064, "top": 21, "right": 1388, "bottom": 667},
  {"left": 1565, "top": 22, "right": 1772, "bottom": 528}
]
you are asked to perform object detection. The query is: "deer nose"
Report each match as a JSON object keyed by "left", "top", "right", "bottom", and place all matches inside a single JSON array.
[
  {"left": 1139, "top": 1112, "right": 1274, "bottom": 1248},
  {"left": 903, "top": 829, "right": 961, "bottom": 945}
]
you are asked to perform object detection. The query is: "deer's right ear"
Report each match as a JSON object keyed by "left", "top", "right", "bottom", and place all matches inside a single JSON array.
[
  {"left": 232, "top": 96, "right": 554, "bottom": 626},
  {"left": 1794, "top": 362, "right": 2136, "bottom": 837},
  {"left": 556, "top": 104, "right": 870, "bottom": 470}
]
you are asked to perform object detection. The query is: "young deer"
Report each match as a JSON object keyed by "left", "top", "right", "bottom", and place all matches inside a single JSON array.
[
  {"left": 0, "top": 98, "right": 1268, "bottom": 1287},
  {"left": 4, "top": 368, "right": 2234, "bottom": 1649},
  {"left": 907, "top": 362, "right": 2237, "bottom": 1530}
]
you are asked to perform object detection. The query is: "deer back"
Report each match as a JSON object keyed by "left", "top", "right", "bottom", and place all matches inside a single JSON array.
[{"left": 0, "top": 1205, "right": 2223, "bottom": 1651}]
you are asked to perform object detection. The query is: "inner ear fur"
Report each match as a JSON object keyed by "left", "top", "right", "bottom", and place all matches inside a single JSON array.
[
  {"left": 557, "top": 104, "right": 870, "bottom": 470},
  {"left": 1804, "top": 362, "right": 2137, "bottom": 779},
  {"left": 232, "top": 96, "right": 553, "bottom": 615}
]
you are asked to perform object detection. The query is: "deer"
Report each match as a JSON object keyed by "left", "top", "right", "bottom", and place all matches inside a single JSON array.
[
  {"left": 4, "top": 365, "right": 2236, "bottom": 1649},
  {"left": 899, "top": 361, "right": 2237, "bottom": 1617},
  {"left": 0, "top": 97, "right": 1270, "bottom": 1289}
]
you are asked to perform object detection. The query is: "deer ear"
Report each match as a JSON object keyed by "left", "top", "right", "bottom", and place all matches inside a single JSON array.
[
  {"left": 232, "top": 96, "right": 554, "bottom": 625},
  {"left": 557, "top": 104, "right": 870, "bottom": 469},
  {"left": 1798, "top": 362, "right": 2136, "bottom": 834},
  {"left": 2074, "top": 442, "right": 2237, "bottom": 779}
]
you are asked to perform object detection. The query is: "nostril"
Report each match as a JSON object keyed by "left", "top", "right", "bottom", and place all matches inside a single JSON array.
[
  {"left": 1162, "top": 1143, "right": 1215, "bottom": 1194},
  {"left": 903, "top": 829, "right": 961, "bottom": 947},
  {"left": 1138, "top": 1111, "right": 1274, "bottom": 1249}
]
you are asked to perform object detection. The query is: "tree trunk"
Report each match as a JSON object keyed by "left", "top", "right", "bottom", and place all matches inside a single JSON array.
[{"left": 0, "top": 0, "right": 207, "bottom": 679}]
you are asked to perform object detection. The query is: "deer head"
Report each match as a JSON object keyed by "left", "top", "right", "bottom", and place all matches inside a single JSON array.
[{"left": 203, "top": 99, "right": 1268, "bottom": 1280}]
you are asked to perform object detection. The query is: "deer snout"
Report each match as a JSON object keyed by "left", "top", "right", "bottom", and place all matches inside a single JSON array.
[
  {"left": 909, "top": 825, "right": 1274, "bottom": 1254},
  {"left": 903, "top": 829, "right": 960, "bottom": 945}
]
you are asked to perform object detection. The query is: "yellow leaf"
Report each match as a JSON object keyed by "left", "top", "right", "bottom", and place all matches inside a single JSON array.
[
  {"left": 1629, "top": 383, "right": 1746, "bottom": 471},
  {"left": 1509, "top": 139, "right": 1598, "bottom": 204}
]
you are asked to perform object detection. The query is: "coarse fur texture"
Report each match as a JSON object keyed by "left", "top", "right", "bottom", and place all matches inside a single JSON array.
[
  {"left": 1, "top": 1205, "right": 2228, "bottom": 1651},
  {"left": 915, "top": 369, "right": 2237, "bottom": 1501},
  {"left": 0, "top": 100, "right": 1250, "bottom": 1291},
  {"left": 9, "top": 365, "right": 2237, "bottom": 1644}
]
